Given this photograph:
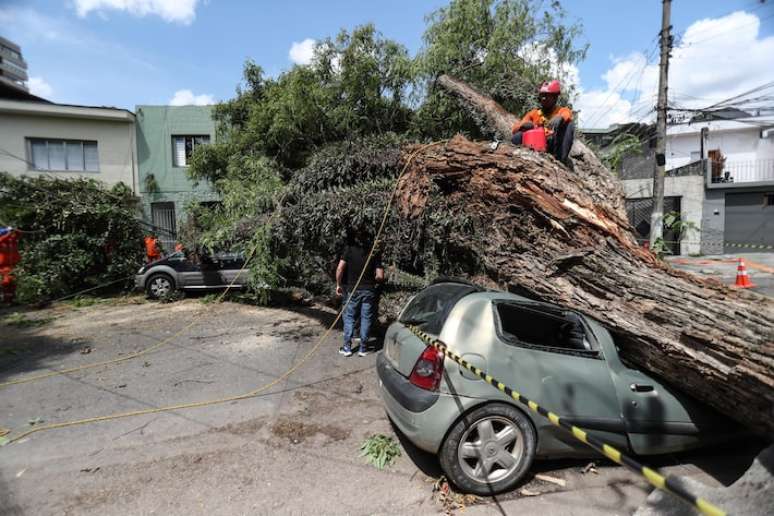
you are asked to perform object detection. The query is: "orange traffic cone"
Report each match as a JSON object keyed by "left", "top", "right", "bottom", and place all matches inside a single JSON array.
[{"left": 733, "top": 258, "right": 756, "bottom": 288}]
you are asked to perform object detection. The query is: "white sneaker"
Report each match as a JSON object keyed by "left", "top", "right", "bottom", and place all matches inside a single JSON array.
[
  {"left": 358, "top": 349, "right": 369, "bottom": 357},
  {"left": 339, "top": 347, "right": 353, "bottom": 357}
]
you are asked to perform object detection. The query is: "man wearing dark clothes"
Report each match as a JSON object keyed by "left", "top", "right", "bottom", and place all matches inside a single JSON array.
[{"left": 336, "top": 230, "right": 385, "bottom": 357}]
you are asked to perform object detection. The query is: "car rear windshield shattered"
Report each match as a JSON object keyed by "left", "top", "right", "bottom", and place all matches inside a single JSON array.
[{"left": 399, "top": 282, "right": 478, "bottom": 334}]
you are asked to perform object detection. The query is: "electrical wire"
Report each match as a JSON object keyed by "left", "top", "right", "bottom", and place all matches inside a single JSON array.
[
  {"left": 3, "top": 141, "right": 445, "bottom": 444},
  {"left": 582, "top": 39, "right": 660, "bottom": 129}
]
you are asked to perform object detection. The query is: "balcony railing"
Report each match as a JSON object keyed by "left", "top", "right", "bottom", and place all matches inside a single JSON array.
[{"left": 709, "top": 158, "right": 774, "bottom": 185}]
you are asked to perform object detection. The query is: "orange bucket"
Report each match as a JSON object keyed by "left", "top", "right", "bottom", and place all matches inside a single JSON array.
[{"left": 522, "top": 128, "right": 547, "bottom": 152}]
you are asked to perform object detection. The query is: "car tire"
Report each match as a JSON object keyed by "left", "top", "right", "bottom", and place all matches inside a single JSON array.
[
  {"left": 439, "top": 403, "right": 536, "bottom": 496},
  {"left": 145, "top": 273, "right": 175, "bottom": 300}
]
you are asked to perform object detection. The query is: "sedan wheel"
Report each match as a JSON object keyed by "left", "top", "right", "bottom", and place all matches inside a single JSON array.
[
  {"left": 458, "top": 416, "right": 524, "bottom": 483},
  {"left": 146, "top": 274, "right": 174, "bottom": 299},
  {"left": 440, "top": 403, "right": 536, "bottom": 495}
]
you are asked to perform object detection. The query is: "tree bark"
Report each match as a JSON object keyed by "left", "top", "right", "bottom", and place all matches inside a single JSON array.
[{"left": 397, "top": 75, "right": 774, "bottom": 434}]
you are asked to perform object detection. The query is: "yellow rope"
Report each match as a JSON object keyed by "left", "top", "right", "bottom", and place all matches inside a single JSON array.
[
  {"left": 0, "top": 188, "right": 292, "bottom": 390},
  {"left": 6, "top": 141, "right": 444, "bottom": 444},
  {"left": 0, "top": 321, "right": 201, "bottom": 388}
]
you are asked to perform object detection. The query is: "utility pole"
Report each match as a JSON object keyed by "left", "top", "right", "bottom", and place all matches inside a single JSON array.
[{"left": 649, "top": 0, "right": 672, "bottom": 248}]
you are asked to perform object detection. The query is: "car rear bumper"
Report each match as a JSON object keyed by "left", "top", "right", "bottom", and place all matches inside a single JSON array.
[
  {"left": 377, "top": 352, "right": 438, "bottom": 412},
  {"left": 377, "top": 352, "right": 480, "bottom": 454}
]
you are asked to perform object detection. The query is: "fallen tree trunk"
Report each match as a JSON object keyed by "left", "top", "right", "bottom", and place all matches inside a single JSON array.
[{"left": 397, "top": 75, "right": 774, "bottom": 434}]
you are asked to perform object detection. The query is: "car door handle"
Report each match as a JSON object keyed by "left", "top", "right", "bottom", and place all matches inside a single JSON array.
[{"left": 630, "top": 383, "right": 654, "bottom": 393}]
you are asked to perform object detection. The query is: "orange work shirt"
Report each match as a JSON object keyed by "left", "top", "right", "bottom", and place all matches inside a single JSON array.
[
  {"left": 511, "top": 106, "right": 573, "bottom": 134},
  {"left": 144, "top": 236, "right": 161, "bottom": 260}
]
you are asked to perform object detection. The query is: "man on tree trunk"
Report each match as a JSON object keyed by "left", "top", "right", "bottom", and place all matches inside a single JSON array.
[{"left": 511, "top": 80, "right": 575, "bottom": 165}]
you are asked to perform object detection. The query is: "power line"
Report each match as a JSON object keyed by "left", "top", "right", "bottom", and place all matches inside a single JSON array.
[
  {"left": 0, "top": 146, "right": 37, "bottom": 169},
  {"left": 582, "top": 38, "right": 660, "bottom": 128},
  {"left": 706, "top": 82, "right": 774, "bottom": 110}
]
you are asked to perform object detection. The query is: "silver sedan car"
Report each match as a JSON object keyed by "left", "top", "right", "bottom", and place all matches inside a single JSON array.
[{"left": 377, "top": 280, "right": 736, "bottom": 495}]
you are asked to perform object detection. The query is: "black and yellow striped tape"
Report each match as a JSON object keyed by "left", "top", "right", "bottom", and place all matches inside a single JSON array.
[
  {"left": 725, "top": 242, "right": 774, "bottom": 250},
  {"left": 406, "top": 325, "right": 725, "bottom": 516}
]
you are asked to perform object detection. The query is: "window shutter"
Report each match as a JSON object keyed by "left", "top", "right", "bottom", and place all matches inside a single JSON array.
[
  {"left": 66, "top": 142, "right": 84, "bottom": 171},
  {"left": 84, "top": 142, "right": 99, "bottom": 171},
  {"left": 30, "top": 140, "right": 48, "bottom": 170},
  {"left": 174, "top": 137, "right": 186, "bottom": 167}
]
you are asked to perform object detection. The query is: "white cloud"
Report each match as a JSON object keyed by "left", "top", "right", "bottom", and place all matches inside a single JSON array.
[
  {"left": 28, "top": 77, "right": 53, "bottom": 98},
  {"left": 73, "top": 0, "right": 200, "bottom": 25},
  {"left": 169, "top": 89, "right": 215, "bottom": 106},
  {"left": 519, "top": 43, "right": 581, "bottom": 92},
  {"left": 289, "top": 38, "right": 316, "bottom": 65},
  {"left": 576, "top": 11, "right": 774, "bottom": 128}
]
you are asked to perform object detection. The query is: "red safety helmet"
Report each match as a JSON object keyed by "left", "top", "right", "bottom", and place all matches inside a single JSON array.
[{"left": 539, "top": 80, "right": 561, "bottom": 94}]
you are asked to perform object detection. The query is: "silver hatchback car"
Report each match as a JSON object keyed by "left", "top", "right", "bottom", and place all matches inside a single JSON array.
[{"left": 377, "top": 281, "right": 736, "bottom": 495}]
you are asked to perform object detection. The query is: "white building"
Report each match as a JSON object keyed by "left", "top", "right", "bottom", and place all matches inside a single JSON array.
[
  {"left": 667, "top": 117, "right": 774, "bottom": 185},
  {"left": 598, "top": 114, "right": 774, "bottom": 256},
  {"left": 665, "top": 116, "right": 774, "bottom": 255},
  {"left": 0, "top": 99, "right": 138, "bottom": 193}
]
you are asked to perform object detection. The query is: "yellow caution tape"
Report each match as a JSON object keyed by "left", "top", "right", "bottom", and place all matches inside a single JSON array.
[{"left": 407, "top": 325, "right": 726, "bottom": 516}]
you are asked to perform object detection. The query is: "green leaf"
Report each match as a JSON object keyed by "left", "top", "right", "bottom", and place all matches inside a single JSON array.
[{"left": 360, "top": 434, "right": 401, "bottom": 470}]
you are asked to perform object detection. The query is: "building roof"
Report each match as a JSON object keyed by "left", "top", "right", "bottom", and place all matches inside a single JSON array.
[
  {"left": 0, "top": 81, "right": 49, "bottom": 102},
  {"left": 668, "top": 116, "right": 774, "bottom": 136},
  {"left": 0, "top": 98, "right": 134, "bottom": 122}
]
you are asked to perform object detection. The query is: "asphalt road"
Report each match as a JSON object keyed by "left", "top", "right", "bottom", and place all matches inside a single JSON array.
[
  {"left": 667, "top": 252, "right": 774, "bottom": 298},
  {"left": 0, "top": 297, "right": 765, "bottom": 515}
]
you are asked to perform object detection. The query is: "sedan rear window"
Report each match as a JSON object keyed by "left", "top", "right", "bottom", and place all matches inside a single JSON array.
[{"left": 399, "top": 282, "right": 479, "bottom": 334}]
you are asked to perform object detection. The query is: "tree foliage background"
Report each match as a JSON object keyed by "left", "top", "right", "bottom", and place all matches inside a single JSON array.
[
  {"left": 0, "top": 173, "right": 143, "bottom": 303},
  {"left": 185, "top": 0, "right": 587, "bottom": 301}
]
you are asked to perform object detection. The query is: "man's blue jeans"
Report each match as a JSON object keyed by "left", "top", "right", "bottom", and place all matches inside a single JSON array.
[{"left": 342, "top": 288, "right": 377, "bottom": 352}]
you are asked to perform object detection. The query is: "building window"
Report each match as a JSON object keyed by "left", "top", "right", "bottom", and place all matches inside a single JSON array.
[
  {"left": 27, "top": 139, "right": 99, "bottom": 172},
  {"left": 151, "top": 202, "right": 177, "bottom": 252},
  {"left": 172, "top": 135, "right": 210, "bottom": 167},
  {"left": 3, "top": 58, "right": 27, "bottom": 76},
  {"left": 765, "top": 193, "right": 774, "bottom": 207}
]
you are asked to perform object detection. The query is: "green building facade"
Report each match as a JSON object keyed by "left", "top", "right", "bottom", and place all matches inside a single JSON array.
[{"left": 135, "top": 105, "right": 218, "bottom": 249}]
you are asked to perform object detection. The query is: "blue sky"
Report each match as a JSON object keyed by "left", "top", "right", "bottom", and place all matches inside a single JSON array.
[{"left": 1, "top": 0, "right": 773, "bottom": 127}]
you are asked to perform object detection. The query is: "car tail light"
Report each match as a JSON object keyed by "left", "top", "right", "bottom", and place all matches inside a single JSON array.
[{"left": 409, "top": 346, "right": 445, "bottom": 391}]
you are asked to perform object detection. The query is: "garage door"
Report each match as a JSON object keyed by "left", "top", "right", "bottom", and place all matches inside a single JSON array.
[{"left": 724, "top": 192, "right": 774, "bottom": 253}]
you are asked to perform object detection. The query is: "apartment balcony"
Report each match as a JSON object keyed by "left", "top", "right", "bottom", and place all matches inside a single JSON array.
[{"left": 707, "top": 158, "right": 774, "bottom": 188}]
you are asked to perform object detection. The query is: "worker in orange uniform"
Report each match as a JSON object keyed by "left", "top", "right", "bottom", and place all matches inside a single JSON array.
[
  {"left": 144, "top": 235, "right": 162, "bottom": 263},
  {"left": 511, "top": 80, "right": 575, "bottom": 165}
]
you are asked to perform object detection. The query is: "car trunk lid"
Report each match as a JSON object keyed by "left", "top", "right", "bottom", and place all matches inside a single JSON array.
[{"left": 384, "top": 322, "right": 437, "bottom": 377}]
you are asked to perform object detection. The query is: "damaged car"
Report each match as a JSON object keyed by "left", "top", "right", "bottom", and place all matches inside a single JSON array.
[
  {"left": 377, "top": 280, "right": 737, "bottom": 495},
  {"left": 135, "top": 250, "right": 249, "bottom": 299}
]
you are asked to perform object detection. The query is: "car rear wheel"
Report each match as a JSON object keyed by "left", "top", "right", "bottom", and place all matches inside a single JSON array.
[
  {"left": 439, "top": 403, "right": 536, "bottom": 495},
  {"left": 146, "top": 273, "right": 175, "bottom": 300}
]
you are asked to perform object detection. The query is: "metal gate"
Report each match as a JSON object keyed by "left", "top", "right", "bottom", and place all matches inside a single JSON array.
[
  {"left": 150, "top": 202, "right": 177, "bottom": 253},
  {"left": 625, "top": 196, "right": 681, "bottom": 255},
  {"left": 724, "top": 192, "right": 774, "bottom": 253}
]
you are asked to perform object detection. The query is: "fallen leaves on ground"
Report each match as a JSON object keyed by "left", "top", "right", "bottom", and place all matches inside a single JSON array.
[{"left": 430, "top": 476, "right": 479, "bottom": 514}]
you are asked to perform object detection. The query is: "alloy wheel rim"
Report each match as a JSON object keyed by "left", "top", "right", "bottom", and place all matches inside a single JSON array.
[
  {"left": 151, "top": 278, "right": 171, "bottom": 296},
  {"left": 458, "top": 415, "right": 524, "bottom": 484}
]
